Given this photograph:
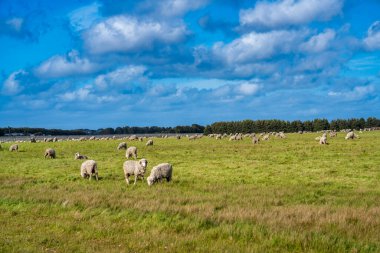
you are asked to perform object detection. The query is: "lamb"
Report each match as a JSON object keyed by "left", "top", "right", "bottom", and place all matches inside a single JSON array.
[
  {"left": 147, "top": 163, "right": 173, "bottom": 186},
  {"left": 123, "top": 158, "right": 148, "bottom": 185},
  {"left": 126, "top": 146, "right": 138, "bottom": 159},
  {"left": 80, "top": 160, "right": 98, "bottom": 180},
  {"left": 117, "top": 142, "right": 127, "bottom": 150},
  {"left": 44, "top": 148, "right": 56, "bottom": 158},
  {"left": 74, "top": 152, "right": 88, "bottom": 160},
  {"left": 9, "top": 144, "right": 18, "bottom": 152},
  {"left": 146, "top": 139, "right": 153, "bottom": 146}
]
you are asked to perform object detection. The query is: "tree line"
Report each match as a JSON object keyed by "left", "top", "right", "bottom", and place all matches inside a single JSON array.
[
  {"left": 1, "top": 118, "right": 379, "bottom": 136},
  {"left": 0, "top": 124, "right": 205, "bottom": 136},
  {"left": 203, "top": 117, "right": 380, "bottom": 134}
]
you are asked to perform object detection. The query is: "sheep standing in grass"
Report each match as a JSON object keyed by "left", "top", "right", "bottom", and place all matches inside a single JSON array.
[
  {"left": 262, "top": 134, "right": 270, "bottom": 141},
  {"left": 147, "top": 163, "right": 173, "bottom": 186},
  {"left": 123, "top": 158, "right": 148, "bottom": 185},
  {"left": 126, "top": 146, "right": 137, "bottom": 159},
  {"left": 44, "top": 148, "right": 56, "bottom": 158},
  {"left": 319, "top": 133, "right": 327, "bottom": 145},
  {"left": 252, "top": 136, "right": 260, "bottom": 144},
  {"left": 9, "top": 144, "right": 18, "bottom": 152},
  {"left": 30, "top": 137, "right": 36, "bottom": 143},
  {"left": 330, "top": 131, "right": 337, "bottom": 138},
  {"left": 146, "top": 139, "right": 153, "bottom": 146},
  {"left": 74, "top": 152, "right": 88, "bottom": 160},
  {"left": 80, "top": 160, "right": 98, "bottom": 180},
  {"left": 117, "top": 142, "right": 127, "bottom": 150}
]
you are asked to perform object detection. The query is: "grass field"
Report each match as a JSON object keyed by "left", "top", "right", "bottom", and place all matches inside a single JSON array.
[{"left": 1, "top": 132, "right": 380, "bottom": 252}]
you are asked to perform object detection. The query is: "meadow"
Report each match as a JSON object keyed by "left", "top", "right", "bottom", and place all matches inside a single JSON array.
[{"left": 1, "top": 132, "right": 380, "bottom": 252}]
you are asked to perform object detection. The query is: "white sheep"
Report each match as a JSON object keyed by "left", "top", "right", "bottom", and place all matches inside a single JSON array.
[
  {"left": 126, "top": 146, "right": 137, "bottom": 159},
  {"left": 117, "top": 142, "right": 127, "bottom": 150},
  {"left": 147, "top": 163, "right": 173, "bottom": 186},
  {"left": 123, "top": 158, "right": 148, "bottom": 185},
  {"left": 319, "top": 134, "right": 327, "bottom": 145},
  {"left": 80, "top": 160, "right": 98, "bottom": 180},
  {"left": 252, "top": 136, "right": 259, "bottom": 144},
  {"left": 345, "top": 131, "right": 355, "bottom": 140},
  {"left": 44, "top": 148, "right": 56, "bottom": 158},
  {"left": 9, "top": 144, "right": 18, "bottom": 152},
  {"left": 146, "top": 139, "right": 153, "bottom": 146}
]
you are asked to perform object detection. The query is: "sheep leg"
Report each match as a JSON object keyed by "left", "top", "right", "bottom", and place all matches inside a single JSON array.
[
  {"left": 134, "top": 175, "right": 138, "bottom": 185},
  {"left": 95, "top": 173, "right": 98, "bottom": 181},
  {"left": 125, "top": 175, "right": 130, "bottom": 185}
]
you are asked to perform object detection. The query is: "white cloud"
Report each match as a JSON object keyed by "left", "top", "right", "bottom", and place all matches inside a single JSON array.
[
  {"left": 153, "top": 0, "right": 208, "bottom": 17},
  {"left": 364, "top": 21, "right": 380, "bottom": 51},
  {"left": 213, "top": 30, "right": 307, "bottom": 63},
  {"left": 2, "top": 70, "right": 27, "bottom": 95},
  {"left": 240, "top": 0, "right": 343, "bottom": 29},
  {"left": 300, "top": 29, "right": 336, "bottom": 53},
  {"left": 328, "top": 85, "right": 375, "bottom": 100},
  {"left": 94, "top": 65, "right": 147, "bottom": 90},
  {"left": 84, "top": 15, "right": 187, "bottom": 54},
  {"left": 236, "top": 82, "right": 261, "bottom": 95},
  {"left": 69, "top": 2, "right": 101, "bottom": 32},
  {"left": 35, "top": 50, "right": 100, "bottom": 78}
]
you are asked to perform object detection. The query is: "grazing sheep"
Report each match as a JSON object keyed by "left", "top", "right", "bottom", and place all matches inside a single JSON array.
[
  {"left": 146, "top": 139, "right": 153, "bottom": 146},
  {"left": 126, "top": 146, "right": 138, "bottom": 159},
  {"left": 80, "top": 160, "right": 98, "bottom": 180},
  {"left": 74, "top": 152, "right": 88, "bottom": 160},
  {"left": 123, "top": 158, "right": 148, "bottom": 185},
  {"left": 79, "top": 137, "right": 86, "bottom": 141},
  {"left": 252, "top": 136, "right": 260, "bottom": 144},
  {"left": 329, "top": 131, "right": 337, "bottom": 137},
  {"left": 44, "top": 148, "right": 56, "bottom": 158},
  {"left": 9, "top": 144, "right": 18, "bottom": 152},
  {"left": 89, "top": 136, "right": 96, "bottom": 140},
  {"left": 176, "top": 135, "right": 181, "bottom": 140},
  {"left": 128, "top": 135, "right": 138, "bottom": 141},
  {"left": 189, "top": 135, "right": 196, "bottom": 140},
  {"left": 117, "top": 142, "right": 127, "bottom": 150},
  {"left": 345, "top": 131, "right": 355, "bottom": 140},
  {"left": 147, "top": 163, "right": 173, "bottom": 186},
  {"left": 262, "top": 134, "right": 270, "bottom": 141},
  {"left": 30, "top": 137, "right": 36, "bottom": 143}
]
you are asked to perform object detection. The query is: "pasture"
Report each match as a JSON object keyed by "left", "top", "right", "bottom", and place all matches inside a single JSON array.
[{"left": 1, "top": 132, "right": 380, "bottom": 252}]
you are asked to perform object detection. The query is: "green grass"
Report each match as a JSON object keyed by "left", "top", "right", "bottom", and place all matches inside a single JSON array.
[{"left": 1, "top": 132, "right": 380, "bottom": 252}]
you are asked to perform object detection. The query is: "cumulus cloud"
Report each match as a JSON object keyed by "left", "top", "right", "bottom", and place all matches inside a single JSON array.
[
  {"left": 363, "top": 21, "right": 380, "bottom": 51},
  {"left": 35, "top": 50, "right": 100, "bottom": 78},
  {"left": 84, "top": 15, "right": 188, "bottom": 54},
  {"left": 300, "top": 29, "right": 336, "bottom": 53},
  {"left": 328, "top": 85, "right": 375, "bottom": 101},
  {"left": 1, "top": 70, "right": 27, "bottom": 95},
  {"left": 94, "top": 65, "right": 147, "bottom": 90},
  {"left": 240, "top": 0, "right": 343, "bottom": 29},
  {"left": 212, "top": 29, "right": 308, "bottom": 63}
]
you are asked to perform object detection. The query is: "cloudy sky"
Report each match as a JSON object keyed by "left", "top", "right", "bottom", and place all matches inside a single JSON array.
[{"left": 1, "top": 0, "right": 379, "bottom": 129}]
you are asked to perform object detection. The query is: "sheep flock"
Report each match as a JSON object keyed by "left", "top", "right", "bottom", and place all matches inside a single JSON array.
[{"left": 0, "top": 128, "right": 372, "bottom": 187}]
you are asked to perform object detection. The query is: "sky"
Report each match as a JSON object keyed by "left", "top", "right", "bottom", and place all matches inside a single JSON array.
[{"left": 0, "top": 0, "right": 380, "bottom": 129}]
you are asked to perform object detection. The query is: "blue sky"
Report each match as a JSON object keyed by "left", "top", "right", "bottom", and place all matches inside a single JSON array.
[{"left": 1, "top": 0, "right": 379, "bottom": 129}]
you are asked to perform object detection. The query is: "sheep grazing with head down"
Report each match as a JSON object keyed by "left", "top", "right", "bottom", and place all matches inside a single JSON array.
[
  {"left": 123, "top": 158, "right": 148, "bottom": 185},
  {"left": 146, "top": 139, "right": 153, "bottom": 146},
  {"left": 80, "top": 160, "right": 98, "bottom": 180},
  {"left": 44, "top": 148, "right": 56, "bottom": 158},
  {"left": 30, "top": 137, "right": 36, "bottom": 143},
  {"left": 74, "top": 152, "right": 88, "bottom": 160},
  {"left": 126, "top": 146, "right": 137, "bottom": 159},
  {"left": 252, "top": 136, "right": 260, "bottom": 144},
  {"left": 117, "top": 142, "right": 127, "bottom": 150},
  {"left": 262, "top": 134, "right": 270, "bottom": 141},
  {"left": 9, "top": 144, "right": 18, "bottom": 152},
  {"left": 147, "top": 163, "right": 173, "bottom": 186},
  {"left": 345, "top": 131, "right": 358, "bottom": 140}
]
